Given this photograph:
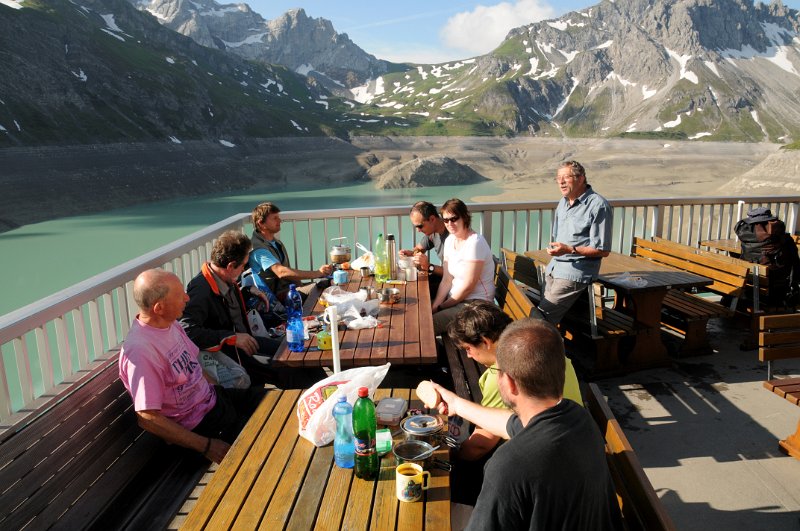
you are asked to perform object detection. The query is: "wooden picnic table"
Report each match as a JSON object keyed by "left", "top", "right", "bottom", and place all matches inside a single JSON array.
[
  {"left": 526, "top": 250, "right": 712, "bottom": 368},
  {"left": 699, "top": 238, "right": 741, "bottom": 256},
  {"left": 764, "top": 377, "right": 800, "bottom": 460},
  {"left": 272, "top": 271, "right": 437, "bottom": 368},
  {"left": 182, "top": 387, "right": 450, "bottom": 530}
]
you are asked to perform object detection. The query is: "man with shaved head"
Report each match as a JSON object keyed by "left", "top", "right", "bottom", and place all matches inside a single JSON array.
[{"left": 119, "top": 269, "right": 265, "bottom": 464}]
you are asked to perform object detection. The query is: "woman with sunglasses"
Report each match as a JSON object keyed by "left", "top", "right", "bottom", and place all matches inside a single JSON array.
[{"left": 431, "top": 198, "right": 495, "bottom": 335}]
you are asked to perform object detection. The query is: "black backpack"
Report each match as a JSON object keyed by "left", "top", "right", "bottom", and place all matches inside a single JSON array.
[{"left": 734, "top": 217, "right": 800, "bottom": 307}]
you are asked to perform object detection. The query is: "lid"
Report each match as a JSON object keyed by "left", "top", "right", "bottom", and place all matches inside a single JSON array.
[
  {"left": 400, "top": 414, "right": 444, "bottom": 435},
  {"left": 330, "top": 236, "right": 351, "bottom": 251},
  {"left": 289, "top": 283, "right": 296, "bottom": 290},
  {"left": 338, "top": 395, "right": 347, "bottom": 403},
  {"left": 386, "top": 234, "right": 395, "bottom": 240},
  {"left": 358, "top": 386, "right": 369, "bottom": 398}
]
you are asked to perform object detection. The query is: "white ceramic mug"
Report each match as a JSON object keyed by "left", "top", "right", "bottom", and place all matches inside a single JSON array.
[{"left": 395, "top": 462, "right": 430, "bottom": 502}]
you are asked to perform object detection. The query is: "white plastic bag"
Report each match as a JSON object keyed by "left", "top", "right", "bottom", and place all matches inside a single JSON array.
[
  {"left": 351, "top": 242, "right": 375, "bottom": 270},
  {"left": 296, "top": 363, "right": 391, "bottom": 446},
  {"left": 247, "top": 309, "right": 269, "bottom": 338}
]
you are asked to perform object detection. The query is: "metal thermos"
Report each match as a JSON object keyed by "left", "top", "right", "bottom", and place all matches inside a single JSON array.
[{"left": 386, "top": 234, "right": 397, "bottom": 281}]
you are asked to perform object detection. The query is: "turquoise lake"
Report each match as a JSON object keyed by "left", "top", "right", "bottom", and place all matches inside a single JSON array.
[{"left": 0, "top": 180, "right": 504, "bottom": 317}]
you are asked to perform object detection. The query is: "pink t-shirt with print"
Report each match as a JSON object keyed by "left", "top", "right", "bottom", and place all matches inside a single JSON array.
[{"left": 119, "top": 319, "right": 216, "bottom": 430}]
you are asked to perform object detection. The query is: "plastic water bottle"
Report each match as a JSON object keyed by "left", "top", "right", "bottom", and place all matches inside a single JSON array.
[
  {"left": 286, "top": 284, "right": 305, "bottom": 352},
  {"left": 374, "top": 233, "right": 389, "bottom": 283},
  {"left": 332, "top": 396, "right": 355, "bottom": 468},
  {"left": 353, "top": 386, "right": 378, "bottom": 480}
]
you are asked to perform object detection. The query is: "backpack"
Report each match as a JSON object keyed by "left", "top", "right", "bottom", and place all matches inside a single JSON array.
[{"left": 734, "top": 217, "right": 800, "bottom": 307}]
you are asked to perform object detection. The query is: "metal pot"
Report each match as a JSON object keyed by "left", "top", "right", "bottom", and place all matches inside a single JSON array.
[
  {"left": 400, "top": 414, "right": 446, "bottom": 445},
  {"left": 329, "top": 237, "right": 351, "bottom": 264},
  {"left": 393, "top": 440, "right": 451, "bottom": 471}
]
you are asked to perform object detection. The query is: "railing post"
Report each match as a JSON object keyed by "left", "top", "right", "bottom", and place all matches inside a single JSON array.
[
  {"left": 789, "top": 202, "right": 800, "bottom": 236},
  {"left": 483, "top": 212, "right": 493, "bottom": 249},
  {"left": 651, "top": 205, "right": 663, "bottom": 239}
]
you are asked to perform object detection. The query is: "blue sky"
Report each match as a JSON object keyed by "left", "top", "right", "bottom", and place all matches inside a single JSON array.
[{"left": 244, "top": 0, "right": 800, "bottom": 63}]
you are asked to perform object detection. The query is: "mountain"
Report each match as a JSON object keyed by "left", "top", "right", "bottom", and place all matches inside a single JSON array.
[
  {"left": 0, "top": 0, "right": 347, "bottom": 146},
  {"left": 351, "top": 0, "right": 800, "bottom": 142},
  {"left": 129, "top": 1, "right": 403, "bottom": 95}
]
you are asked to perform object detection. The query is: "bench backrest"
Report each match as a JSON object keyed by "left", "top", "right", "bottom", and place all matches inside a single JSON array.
[
  {"left": 584, "top": 383, "right": 676, "bottom": 531},
  {"left": 501, "top": 247, "right": 543, "bottom": 294},
  {"left": 495, "top": 262, "right": 538, "bottom": 321},
  {"left": 0, "top": 356, "right": 205, "bottom": 530},
  {"left": 758, "top": 313, "right": 800, "bottom": 363},
  {"left": 633, "top": 237, "right": 751, "bottom": 298}
]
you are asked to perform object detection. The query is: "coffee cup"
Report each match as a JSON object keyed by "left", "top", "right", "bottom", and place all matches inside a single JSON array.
[{"left": 395, "top": 462, "right": 430, "bottom": 502}]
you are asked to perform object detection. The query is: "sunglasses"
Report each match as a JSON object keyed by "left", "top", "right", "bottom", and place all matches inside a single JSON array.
[
  {"left": 442, "top": 215, "right": 460, "bottom": 223},
  {"left": 413, "top": 223, "right": 425, "bottom": 229}
]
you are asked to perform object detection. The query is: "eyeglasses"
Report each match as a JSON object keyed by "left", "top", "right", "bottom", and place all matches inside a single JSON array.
[
  {"left": 487, "top": 366, "right": 504, "bottom": 375},
  {"left": 442, "top": 215, "right": 460, "bottom": 224},
  {"left": 413, "top": 223, "right": 425, "bottom": 229}
]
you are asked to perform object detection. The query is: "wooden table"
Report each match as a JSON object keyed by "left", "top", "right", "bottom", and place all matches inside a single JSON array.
[
  {"left": 182, "top": 387, "right": 450, "bottom": 530},
  {"left": 273, "top": 272, "right": 437, "bottom": 368},
  {"left": 764, "top": 378, "right": 800, "bottom": 460},
  {"left": 526, "top": 250, "right": 712, "bottom": 368},
  {"left": 699, "top": 238, "right": 741, "bottom": 256}
]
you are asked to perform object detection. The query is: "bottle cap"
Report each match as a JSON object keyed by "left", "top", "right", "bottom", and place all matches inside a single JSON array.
[
  {"left": 289, "top": 283, "right": 296, "bottom": 290},
  {"left": 338, "top": 395, "right": 347, "bottom": 403},
  {"left": 358, "top": 386, "right": 369, "bottom": 398},
  {"left": 387, "top": 234, "right": 395, "bottom": 240}
]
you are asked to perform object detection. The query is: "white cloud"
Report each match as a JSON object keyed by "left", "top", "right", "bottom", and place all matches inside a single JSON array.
[{"left": 440, "top": 0, "right": 556, "bottom": 55}]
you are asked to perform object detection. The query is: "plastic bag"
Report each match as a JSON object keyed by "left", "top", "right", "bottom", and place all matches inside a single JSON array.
[
  {"left": 297, "top": 363, "right": 391, "bottom": 446},
  {"left": 199, "top": 351, "right": 251, "bottom": 389},
  {"left": 247, "top": 309, "right": 269, "bottom": 338},
  {"left": 351, "top": 242, "right": 375, "bottom": 270}
]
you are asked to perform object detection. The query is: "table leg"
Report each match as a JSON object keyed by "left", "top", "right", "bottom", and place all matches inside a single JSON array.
[{"left": 618, "top": 290, "right": 671, "bottom": 369}]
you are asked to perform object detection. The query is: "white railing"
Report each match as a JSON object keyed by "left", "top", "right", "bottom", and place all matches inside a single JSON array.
[{"left": 1, "top": 195, "right": 798, "bottom": 432}]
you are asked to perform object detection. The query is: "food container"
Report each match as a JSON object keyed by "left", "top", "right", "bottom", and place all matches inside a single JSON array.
[
  {"left": 400, "top": 414, "right": 446, "bottom": 444},
  {"left": 329, "top": 237, "right": 351, "bottom": 264},
  {"left": 393, "top": 440, "right": 451, "bottom": 471},
  {"left": 376, "top": 397, "right": 408, "bottom": 425},
  {"left": 377, "top": 287, "right": 401, "bottom": 304}
]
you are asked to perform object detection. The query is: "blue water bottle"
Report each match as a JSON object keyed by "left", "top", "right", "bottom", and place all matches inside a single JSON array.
[
  {"left": 332, "top": 396, "right": 355, "bottom": 468},
  {"left": 286, "top": 284, "right": 305, "bottom": 352}
]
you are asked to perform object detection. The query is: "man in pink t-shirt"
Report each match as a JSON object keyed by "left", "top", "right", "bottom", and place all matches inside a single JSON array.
[{"left": 119, "top": 269, "right": 265, "bottom": 463}]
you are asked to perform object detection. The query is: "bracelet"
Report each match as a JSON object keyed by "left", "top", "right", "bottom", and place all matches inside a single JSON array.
[{"left": 203, "top": 437, "right": 211, "bottom": 455}]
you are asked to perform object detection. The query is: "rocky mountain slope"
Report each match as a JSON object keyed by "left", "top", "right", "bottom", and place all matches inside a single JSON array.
[
  {"left": 0, "top": 0, "right": 347, "bottom": 146},
  {"left": 352, "top": 0, "right": 800, "bottom": 142},
  {"left": 129, "top": 0, "right": 402, "bottom": 94}
]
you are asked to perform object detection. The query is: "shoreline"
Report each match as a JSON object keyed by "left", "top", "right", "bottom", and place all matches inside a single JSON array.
[{"left": 0, "top": 136, "right": 790, "bottom": 233}]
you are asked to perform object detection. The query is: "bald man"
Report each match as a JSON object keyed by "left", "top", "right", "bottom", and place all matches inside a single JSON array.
[{"left": 118, "top": 269, "right": 265, "bottom": 464}]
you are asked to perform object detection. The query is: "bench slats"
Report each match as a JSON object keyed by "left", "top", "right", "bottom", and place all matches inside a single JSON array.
[
  {"left": 585, "top": 384, "right": 675, "bottom": 531},
  {"left": 0, "top": 354, "right": 208, "bottom": 530},
  {"left": 758, "top": 314, "right": 800, "bottom": 365}
]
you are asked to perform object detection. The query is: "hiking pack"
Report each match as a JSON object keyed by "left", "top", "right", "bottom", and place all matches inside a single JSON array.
[{"left": 734, "top": 207, "right": 800, "bottom": 308}]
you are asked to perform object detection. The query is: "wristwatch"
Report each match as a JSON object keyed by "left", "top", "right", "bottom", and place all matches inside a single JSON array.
[{"left": 428, "top": 264, "right": 435, "bottom": 273}]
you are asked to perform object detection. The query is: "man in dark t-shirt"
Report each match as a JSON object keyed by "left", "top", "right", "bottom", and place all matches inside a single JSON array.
[
  {"left": 399, "top": 201, "right": 449, "bottom": 297},
  {"left": 431, "top": 318, "right": 622, "bottom": 530}
]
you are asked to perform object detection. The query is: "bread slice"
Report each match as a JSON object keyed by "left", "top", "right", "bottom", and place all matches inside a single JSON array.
[{"left": 415, "top": 380, "right": 440, "bottom": 409}]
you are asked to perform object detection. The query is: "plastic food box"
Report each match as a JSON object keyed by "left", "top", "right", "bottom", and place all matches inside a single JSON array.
[{"left": 375, "top": 397, "right": 408, "bottom": 425}]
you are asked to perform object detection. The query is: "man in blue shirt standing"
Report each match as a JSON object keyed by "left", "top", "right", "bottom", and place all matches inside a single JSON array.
[{"left": 540, "top": 161, "right": 612, "bottom": 324}]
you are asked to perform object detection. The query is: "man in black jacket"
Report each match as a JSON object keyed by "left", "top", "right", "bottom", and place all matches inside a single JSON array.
[{"left": 181, "top": 230, "right": 280, "bottom": 386}]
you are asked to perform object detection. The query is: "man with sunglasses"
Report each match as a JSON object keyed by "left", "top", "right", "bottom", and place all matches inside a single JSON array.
[
  {"left": 430, "top": 318, "right": 621, "bottom": 530},
  {"left": 541, "top": 160, "right": 612, "bottom": 324},
  {"left": 399, "top": 200, "right": 449, "bottom": 296}
]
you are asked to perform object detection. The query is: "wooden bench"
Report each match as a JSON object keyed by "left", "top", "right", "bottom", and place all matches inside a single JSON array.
[
  {"left": 585, "top": 383, "right": 676, "bottom": 530},
  {"left": 633, "top": 237, "right": 752, "bottom": 356},
  {"left": 758, "top": 313, "right": 800, "bottom": 379},
  {"left": 763, "top": 378, "right": 800, "bottom": 460},
  {"left": 0, "top": 355, "right": 208, "bottom": 530},
  {"left": 503, "top": 248, "right": 638, "bottom": 374}
]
